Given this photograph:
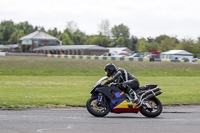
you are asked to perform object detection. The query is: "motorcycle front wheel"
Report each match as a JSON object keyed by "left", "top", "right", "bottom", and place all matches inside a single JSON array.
[
  {"left": 86, "top": 96, "right": 110, "bottom": 117},
  {"left": 140, "top": 97, "right": 163, "bottom": 118}
]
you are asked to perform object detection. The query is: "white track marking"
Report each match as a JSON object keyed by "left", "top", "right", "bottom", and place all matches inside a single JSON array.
[{"left": 36, "top": 125, "right": 73, "bottom": 133}]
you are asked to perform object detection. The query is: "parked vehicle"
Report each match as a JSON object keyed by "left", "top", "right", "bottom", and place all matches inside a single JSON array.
[
  {"left": 86, "top": 77, "right": 163, "bottom": 117},
  {"left": 192, "top": 58, "right": 198, "bottom": 62},
  {"left": 101, "top": 52, "right": 126, "bottom": 57},
  {"left": 181, "top": 57, "right": 189, "bottom": 62},
  {"left": 102, "top": 52, "right": 116, "bottom": 56},
  {"left": 130, "top": 53, "right": 141, "bottom": 57},
  {"left": 144, "top": 54, "right": 158, "bottom": 62}
]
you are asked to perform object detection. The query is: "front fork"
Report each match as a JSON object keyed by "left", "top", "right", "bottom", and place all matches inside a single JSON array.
[
  {"left": 97, "top": 93, "right": 106, "bottom": 107},
  {"left": 97, "top": 94, "right": 102, "bottom": 102}
]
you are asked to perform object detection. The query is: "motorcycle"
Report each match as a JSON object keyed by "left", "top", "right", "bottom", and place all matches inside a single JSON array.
[{"left": 86, "top": 77, "right": 163, "bottom": 117}]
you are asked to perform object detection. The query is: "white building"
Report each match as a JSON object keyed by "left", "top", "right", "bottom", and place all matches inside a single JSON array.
[{"left": 160, "top": 50, "right": 193, "bottom": 62}]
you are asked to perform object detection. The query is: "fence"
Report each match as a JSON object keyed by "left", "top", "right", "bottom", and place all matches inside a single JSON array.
[{"left": 47, "top": 54, "right": 200, "bottom": 63}]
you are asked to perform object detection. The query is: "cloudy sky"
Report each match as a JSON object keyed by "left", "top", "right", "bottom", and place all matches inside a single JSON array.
[{"left": 1, "top": 0, "right": 200, "bottom": 39}]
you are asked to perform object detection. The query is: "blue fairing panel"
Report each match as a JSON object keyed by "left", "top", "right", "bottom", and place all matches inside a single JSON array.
[{"left": 110, "top": 99, "right": 125, "bottom": 109}]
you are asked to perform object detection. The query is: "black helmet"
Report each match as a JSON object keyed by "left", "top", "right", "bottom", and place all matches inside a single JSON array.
[{"left": 104, "top": 63, "right": 117, "bottom": 77}]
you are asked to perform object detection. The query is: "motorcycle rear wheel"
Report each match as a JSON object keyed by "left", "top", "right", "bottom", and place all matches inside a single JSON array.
[
  {"left": 86, "top": 96, "right": 110, "bottom": 117},
  {"left": 140, "top": 97, "right": 162, "bottom": 118}
]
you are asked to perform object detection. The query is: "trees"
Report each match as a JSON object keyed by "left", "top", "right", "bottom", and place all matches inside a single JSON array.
[
  {"left": 111, "top": 24, "right": 130, "bottom": 40},
  {"left": 155, "top": 35, "right": 169, "bottom": 44},
  {"left": 137, "top": 38, "right": 159, "bottom": 52},
  {"left": 148, "top": 42, "right": 159, "bottom": 51},
  {"left": 8, "top": 31, "right": 18, "bottom": 44},
  {"left": 62, "top": 29, "right": 88, "bottom": 45},
  {"left": 159, "top": 37, "right": 178, "bottom": 52},
  {"left": 111, "top": 23, "right": 130, "bottom": 47},
  {"left": 174, "top": 38, "right": 200, "bottom": 57},
  {"left": 127, "top": 35, "right": 138, "bottom": 52},
  {"left": 195, "top": 38, "right": 200, "bottom": 57},
  {"left": 60, "top": 32, "right": 74, "bottom": 45},
  {"left": 47, "top": 28, "right": 61, "bottom": 38},
  {"left": 16, "top": 21, "right": 34, "bottom": 35},
  {"left": 137, "top": 38, "right": 148, "bottom": 52},
  {"left": 0, "top": 20, "right": 37, "bottom": 44},
  {"left": 116, "top": 36, "right": 125, "bottom": 47},
  {"left": 8, "top": 30, "right": 25, "bottom": 44},
  {"left": 176, "top": 39, "right": 199, "bottom": 56},
  {"left": 0, "top": 20, "right": 15, "bottom": 44},
  {"left": 98, "top": 19, "right": 111, "bottom": 38},
  {"left": 72, "top": 30, "right": 87, "bottom": 45},
  {"left": 86, "top": 35, "right": 110, "bottom": 47},
  {"left": 1, "top": 19, "right": 200, "bottom": 56},
  {"left": 66, "top": 21, "right": 78, "bottom": 34}
]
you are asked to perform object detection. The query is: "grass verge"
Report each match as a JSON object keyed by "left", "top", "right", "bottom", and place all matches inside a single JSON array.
[
  {"left": 0, "top": 76, "right": 200, "bottom": 109},
  {"left": 0, "top": 56, "right": 200, "bottom": 76},
  {"left": 0, "top": 56, "right": 200, "bottom": 109}
]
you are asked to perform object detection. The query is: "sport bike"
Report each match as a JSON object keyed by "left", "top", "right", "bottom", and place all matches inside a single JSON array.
[{"left": 86, "top": 77, "right": 163, "bottom": 117}]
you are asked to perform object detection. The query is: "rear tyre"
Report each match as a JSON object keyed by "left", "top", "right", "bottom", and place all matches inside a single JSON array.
[
  {"left": 86, "top": 96, "right": 110, "bottom": 117},
  {"left": 140, "top": 97, "right": 162, "bottom": 118}
]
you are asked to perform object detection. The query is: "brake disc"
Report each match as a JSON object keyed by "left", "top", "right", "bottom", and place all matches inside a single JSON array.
[
  {"left": 148, "top": 100, "right": 157, "bottom": 108},
  {"left": 92, "top": 100, "right": 104, "bottom": 112}
]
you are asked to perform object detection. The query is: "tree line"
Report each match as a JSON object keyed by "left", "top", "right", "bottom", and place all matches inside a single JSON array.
[{"left": 0, "top": 20, "right": 200, "bottom": 57}]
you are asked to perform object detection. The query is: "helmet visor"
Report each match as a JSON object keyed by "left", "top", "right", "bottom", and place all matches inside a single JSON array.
[{"left": 105, "top": 70, "right": 110, "bottom": 77}]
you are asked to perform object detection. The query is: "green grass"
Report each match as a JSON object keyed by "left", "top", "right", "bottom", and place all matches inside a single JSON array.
[
  {"left": 0, "top": 56, "right": 200, "bottom": 109},
  {"left": 139, "top": 76, "right": 200, "bottom": 105},
  {"left": 0, "top": 76, "right": 95, "bottom": 108},
  {"left": 0, "top": 56, "right": 200, "bottom": 76}
]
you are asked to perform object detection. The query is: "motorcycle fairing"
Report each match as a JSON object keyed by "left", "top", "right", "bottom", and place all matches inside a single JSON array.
[
  {"left": 94, "top": 86, "right": 126, "bottom": 100},
  {"left": 110, "top": 99, "right": 125, "bottom": 109},
  {"left": 111, "top": 100, "right": 140, "bottom": 113},
  {"left": 93, "top": 86, "right": 141, "bottom": 113}
]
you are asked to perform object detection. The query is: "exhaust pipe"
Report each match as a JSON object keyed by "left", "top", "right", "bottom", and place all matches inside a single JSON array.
[
  {"left": 144, "top": 91, "right": 162, "bottom": 100},
  {"left": 137, "top": 88, "right": 162, "bottom": 107},
  {"left": 143, "top": 87, "right": 161, "bottom": 97}
]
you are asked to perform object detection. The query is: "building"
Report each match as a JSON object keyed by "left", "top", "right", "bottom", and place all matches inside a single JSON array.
[
  {"left": 19, "top": 30, "right": 109, "bottom": 55},
  {"left": 19, "top": 30, "right": 60, "bottom": 52},
  {"left": 108, "top": 47, "right": 133, "bottom": 56},
  {"left": 33, "top": 45, "right": 109, "bottom": 55},
  {"left": 0, "top": 44, "right": 19, "bottom": 52},
  {"left": 160, "top": 50, "right": 193, "bottom": 62}
]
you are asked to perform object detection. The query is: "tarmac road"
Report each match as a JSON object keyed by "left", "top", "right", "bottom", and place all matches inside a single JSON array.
[{"left": 0, "top": 105, "right": 200, "bottom": 133}]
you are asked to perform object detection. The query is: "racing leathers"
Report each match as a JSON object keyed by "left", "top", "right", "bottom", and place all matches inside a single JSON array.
[{"left": 105, "top": 68, "right": 139, "bottom": 101}]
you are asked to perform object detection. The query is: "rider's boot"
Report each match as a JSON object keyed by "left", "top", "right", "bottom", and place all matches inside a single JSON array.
[{"left": 128, "top": 89, "right": 138, "bottom": 103}]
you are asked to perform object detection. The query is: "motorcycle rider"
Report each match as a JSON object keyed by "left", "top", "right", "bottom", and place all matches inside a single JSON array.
[{"left": 104, "top": 63, "right": 139, "bottom": 102}]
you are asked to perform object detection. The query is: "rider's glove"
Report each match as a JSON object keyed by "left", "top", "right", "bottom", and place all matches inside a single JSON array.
[{"left": 105, "top": 80, "right": 112, "bottom": 85}]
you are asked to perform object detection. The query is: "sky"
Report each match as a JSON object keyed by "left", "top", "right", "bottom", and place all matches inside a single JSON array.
[{"left": 1, "top": 0, "right": 200, "bottom": 40}]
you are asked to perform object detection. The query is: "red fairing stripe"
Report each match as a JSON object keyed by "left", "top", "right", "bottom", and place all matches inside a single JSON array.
[{"left": 111, "top": 108, "right": 141, "bottom": 113}]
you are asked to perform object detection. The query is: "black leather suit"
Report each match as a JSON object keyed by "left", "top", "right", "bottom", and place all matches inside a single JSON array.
[{"left": 110, "top": 68, "right": 140, "bottom": 93}]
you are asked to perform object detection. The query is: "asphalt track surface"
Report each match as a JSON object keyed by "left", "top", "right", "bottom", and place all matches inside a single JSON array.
[{"left": 0, "top": 105, "right": 200, "bottom": 133}]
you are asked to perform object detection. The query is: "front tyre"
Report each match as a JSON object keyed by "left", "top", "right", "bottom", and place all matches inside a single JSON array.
[
  {"left": 140, "top": 97, "right": 162, "bottom": 118},
  {"left": 86, "top": 96, "right": 110, "bottom": 117}
]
